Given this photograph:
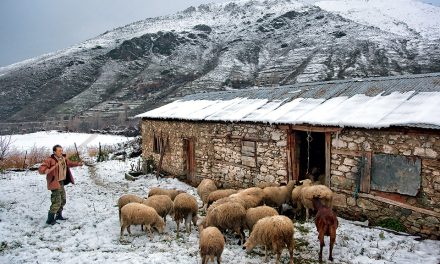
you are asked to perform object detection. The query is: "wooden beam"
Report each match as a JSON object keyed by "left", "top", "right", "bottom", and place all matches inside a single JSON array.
[
  {"left": 325, "top": 132, "right": 331, "bottom": 187},
  {"left": 360, "top": 152, "right": 372, "bottom": 193},
  {"left": 332, "top": 149, "right": 363, "bottom": 157},
  {"left": 292, "top": 131, "right": 299, "bottom": 182},
  {"left": 209, "top": 134, "right": 273, "bottom": 142},
  {"left": 291, "top": 125, "right": 342, "bottom": 133},
  {"left": 286, "top": 127, "right": 293, "bottom": 181},
  {"left": 333, "top": 187, "right": 440, "bottom": 218}
]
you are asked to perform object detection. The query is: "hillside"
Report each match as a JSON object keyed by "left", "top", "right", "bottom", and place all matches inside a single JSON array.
[{"left": 0, "top": 0, "right": 439, "bottom": 125}]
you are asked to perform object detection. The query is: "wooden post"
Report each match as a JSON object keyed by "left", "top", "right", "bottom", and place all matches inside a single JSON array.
[
  {"left": 360, "top": 151, "right": 372, "bottom": 193},
  {"left": 325, "top": 132, "right": 331, "bottom": 187},
  {"left": 23, "top": 151, "right": 27, "bottom": 169},
  {"left": 156, "top": 134, "right": 168, "bottom": 180}
]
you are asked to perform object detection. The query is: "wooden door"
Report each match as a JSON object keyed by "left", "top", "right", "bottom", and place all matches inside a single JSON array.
[{"left": 184, "top": 138, "right": 195, "bottom": 182}]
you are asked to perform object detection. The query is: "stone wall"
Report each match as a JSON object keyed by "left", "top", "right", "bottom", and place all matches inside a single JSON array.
[
  {"left": 141, "top": 119, "right": 288, "bottom": 188},
  {"left": 330, "top": 129, "right": 440, "bottom": 239}
]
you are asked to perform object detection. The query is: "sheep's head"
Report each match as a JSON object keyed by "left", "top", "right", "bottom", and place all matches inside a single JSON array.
[
  {"left": 299, "top": 179, "right": 312, "bottom": 186},
  {"left": 243, "top": 238, "right": 256, "bottom": 252},
  {"left": 192, "top": 214, "right": 199, "bottom": 227},
  {"left": 154, "top": 219, "right": 165, "bottom": 234}
]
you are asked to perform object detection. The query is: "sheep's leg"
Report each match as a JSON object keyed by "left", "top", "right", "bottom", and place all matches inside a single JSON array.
[
  {"left": 202, "top": 255, "right": 207, "bottom": 264},
  {"left": 275, "top": 250, "right": 281, "bottom": 264},
  {"left": 185, "top": 214, "right": 192, "bottom": 233},
  {"left": 145, "top": 225, "right": 153, "bottom": 240},
  {"left": 127, "top": 225, "right": 132, "bottom": 235},
  {"left": 318, "top": 231, "right": 324, "bottom": 262},
  {"left": 120, "top": 224, "right": 126, "bottom": 238},
  {"left": 305, "top": 208, "right": 310, "bottom": 221},
  {"left": 329, "top": 227, "right": 336, "bottom": 261},
  {"left": 287, "top": 239, "right": 294, "bottom": 264},
  {"left": 234, "top": 227, "right": 245, "bottom": 245},
  {"left": 217, "top": 254, "right": 222, "bottom": 264},
  {"left": 264, "top": 245, "right": 268, "bottom": 262},
  {"left": 176, "top": 220, "right": 180, "bottom": 238}
]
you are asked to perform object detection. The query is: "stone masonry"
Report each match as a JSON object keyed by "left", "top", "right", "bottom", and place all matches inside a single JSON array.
[
  {"left": 141, "top": 119, "right": 440, "bottom": 239},
  {"left": 141, "top": 119, "right": 288, "bottom": 188}
]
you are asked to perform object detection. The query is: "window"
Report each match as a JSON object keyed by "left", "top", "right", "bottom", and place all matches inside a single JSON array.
[
  {"left": 153, "top": 134, "right": 165, "bottom": 154},
  {"left": 241, "top": 141, "right": 256, "bottom": 167},
  {"left": 370, "top": 154, "right": 421, "bottom": 196}
]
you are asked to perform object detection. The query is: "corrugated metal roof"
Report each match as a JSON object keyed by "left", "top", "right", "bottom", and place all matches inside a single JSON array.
[{"left": 136, "top": 73, "right": 440, "bottom": 129}]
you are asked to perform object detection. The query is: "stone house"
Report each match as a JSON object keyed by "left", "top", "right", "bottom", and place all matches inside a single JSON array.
[{"left": 136, "top": 73, "right": 440, "bottom": 238}]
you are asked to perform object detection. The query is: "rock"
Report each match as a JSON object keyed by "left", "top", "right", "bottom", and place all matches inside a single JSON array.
[
  {"left": 337, "top": 165, "right": 351, "bottom": 173},
  {"left": 271, "top": 131, "right": 283, "bottom": 141},
  {"left": 343, "top": 158, "right": 357, "bottom": 166},
  {"left": 276, "top": 169, "right": 287, "bottom": 176},
  {"left": 333, "top": 193, "right": 347, "bottom": 207}
]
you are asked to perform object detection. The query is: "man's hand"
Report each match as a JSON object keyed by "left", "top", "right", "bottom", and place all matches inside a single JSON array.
[{"left": 78, "top": 161, "right": 84, "bottom": 166}]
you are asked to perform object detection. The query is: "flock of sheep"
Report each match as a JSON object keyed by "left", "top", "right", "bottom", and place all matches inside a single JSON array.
[{"left": 117, "top": 178, "right": 338, "bottom": 263}]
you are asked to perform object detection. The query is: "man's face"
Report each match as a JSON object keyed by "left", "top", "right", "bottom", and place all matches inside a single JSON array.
[{"left": 54, "top": 147, "right": 63, "bottom": 157}]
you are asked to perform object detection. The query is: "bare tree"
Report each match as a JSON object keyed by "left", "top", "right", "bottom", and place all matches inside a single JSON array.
[{"left": 0, "top": 135, "right": 13, "bottom": 160}]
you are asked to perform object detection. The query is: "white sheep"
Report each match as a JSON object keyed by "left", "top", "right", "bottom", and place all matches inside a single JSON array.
[
  {"left": 143, "top": 195, "right": 173, "bottom": 223},
  {"left": 197, "top": 179, "right": 218, "bottom": 211},
  {"left": 244, "top": 215, "right": 295, "bottom": 264},
  {"left": 201, "top": 202, "right": 246, "bottom": 245},
  {"left": 173, "top": 193, "right": 198, "bottom": 237},
  {"left": 291, "top": 179, "right": 311, "bottom": 215},
  {"left": 206, "top": 189, "right": 238, "bottom": 208},
  {"left": 256, "top": 182, "right": 280, "bottom": 189},
  {"left": 300, "top": 181, "right": 333, "bottom": 220},
  {"left": 117, "top": 194, "right": 144, "bottom": 222},
  {"left": 262, "top": 181, "right": 296, "bottom": 212},
  {"left": 120, "top": 203, "right": 165, "bottom": 240},
  {"left": 148, "top": 187, "right": 185, "bottom": 201},
  {"left": 229, "top": 187, "right": 265, "bottom": 209},
  {"left": 245, "top": 205, "right": 279, "bottom": 232},
  {"left": 199, "top": 226, "right": 225, "bottom": 264}
]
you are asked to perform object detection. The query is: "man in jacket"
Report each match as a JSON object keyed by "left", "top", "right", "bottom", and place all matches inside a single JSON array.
[{"left": 39, "top": 144, "right": 83, "bottom": 225}]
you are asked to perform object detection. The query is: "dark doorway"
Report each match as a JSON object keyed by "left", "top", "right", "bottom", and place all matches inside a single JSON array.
[
  {"left": 183, "top": 138, "right": 196, "bottom": 183},
  {"left": 293, "top": 131, "right": 326, "bottom": 183}
]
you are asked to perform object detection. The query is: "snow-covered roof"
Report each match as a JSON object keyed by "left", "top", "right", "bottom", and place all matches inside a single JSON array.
[{"left": 136, "top": 73, "right": 440, "bottom": 129}]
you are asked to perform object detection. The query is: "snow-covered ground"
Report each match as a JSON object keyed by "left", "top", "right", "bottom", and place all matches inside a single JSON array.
[
  {"left": 0, "top": 133, "right": 439, "bottom": 263},
  {"left": 7, "top": 130, "right": 133, "bottom": 152}
]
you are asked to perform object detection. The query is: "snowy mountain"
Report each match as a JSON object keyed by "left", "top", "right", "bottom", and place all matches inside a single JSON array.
[{"left": 0, "top": 0, "right": 439, "bottom": 124}]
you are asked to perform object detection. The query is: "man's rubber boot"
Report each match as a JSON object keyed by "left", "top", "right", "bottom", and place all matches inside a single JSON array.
[
  {"left": 55, "top": 211, "right": 68, "bottom": 221},
  {"left": 46, "top": 212, "right": 57, "bottom": 225}
]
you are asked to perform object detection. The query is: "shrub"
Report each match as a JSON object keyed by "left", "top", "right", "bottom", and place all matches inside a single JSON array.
[{"left": 377, "top": 218, "right": 406, "bottom": 232}]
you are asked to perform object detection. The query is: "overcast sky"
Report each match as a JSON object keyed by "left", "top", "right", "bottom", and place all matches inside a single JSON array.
[{"left": 0, "top": 0, "right": 439, "bottom": 67}]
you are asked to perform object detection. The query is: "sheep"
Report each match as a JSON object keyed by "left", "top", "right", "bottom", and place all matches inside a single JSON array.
[
  {"left": 291, "top": 179, "right": 311, "bottom": 216},
  {"left": 197, "top": 179, "right": 218, "bottom": 211},
  {"left": 300, "top": 181, "right": 333, "bottom": 220},
  {"left": 243, "top": 215, "right": 295, "bottom": 264},
  {"left": 312, "top": 196, "right": 338, "bottom": 262},
  {"left": 120, "top": 203, "right": 165, "bottom": 240},
  {"left": 199, "top": 226, "right": 225, "bottom": 264},
  {"left": 207, "top": 195, "right": 247, "bottom": 215},
  {"left": 256, "top": 182, "right": 280, "bottom": 189},
  {"left": 245, "top": 205, "right": 279, "bottom": 232},
  {"left": 142, "top": 195, "right": 173, "bottom": 223},
  {"left": 117, "top": 194, "right": 144, "bottom": 222},
  {"left": 148, "top": 187, "right": 185, "bottom": 201},
  {"left": 262, "top": 181, "right": 296, "bottom": 212},
  {"left": 173, "top": 193, "right": 198, "bottom": 237},
  {"left": 229, "top": 187, "right": 265, "bottom": 209},
  {"left": 201, "top": 202, "right": 247, "bottom": 245},
  {"left": 206, "top": 189, "right": 238, "bottom": 208}
]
